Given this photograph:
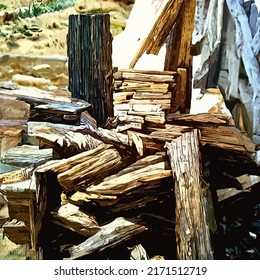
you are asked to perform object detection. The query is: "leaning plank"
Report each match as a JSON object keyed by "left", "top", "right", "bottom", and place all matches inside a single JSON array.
[
  {"left": 129, "top": 0, "right": 184, "bottom": 68},
  {"left": 51, "top": 203, "right": 100, "bottom": 237},
  {"left": 64, "top": 217, "right": 146, "bottom": 260},
  {"left": 166, "top": 129, "right": 213, "bottom": 260}
]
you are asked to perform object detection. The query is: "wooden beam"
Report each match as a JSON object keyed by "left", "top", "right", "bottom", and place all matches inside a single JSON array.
[
  {"left": 164, "top": 0, "right": 196, "bottom": 70},
  {"left": 129, "top": 0, "right": 184, "bottom": 68}
]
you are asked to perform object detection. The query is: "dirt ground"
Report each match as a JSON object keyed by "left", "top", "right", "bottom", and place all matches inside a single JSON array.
[{"left": 0, "top": 0, "right": 133, "bottom": 56}]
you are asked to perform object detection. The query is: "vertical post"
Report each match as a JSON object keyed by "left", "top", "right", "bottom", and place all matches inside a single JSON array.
[
  {"left": 164, "top": 0, "right": 196, "bottom": 113},
  {"left": 166, "top": 130, "right": 214, "bottom": 260},
  {"left": 67, "top": 14, "right": 113, "bottom": 126}
]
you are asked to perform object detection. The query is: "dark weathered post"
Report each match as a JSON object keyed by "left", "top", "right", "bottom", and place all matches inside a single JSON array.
[{"left": 67, "top": 14, "right": 113, "bottom": 125}]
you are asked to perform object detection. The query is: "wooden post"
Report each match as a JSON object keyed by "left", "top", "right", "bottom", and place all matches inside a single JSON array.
[
  {"left": 164, "top": 0, "right": 196, "bottom": 113},
  {"left": 67, "top": 14, "right": 113, "bottom": 126},
  {"left": 166, "top": 130, "right": 213, "bottom": 260}
]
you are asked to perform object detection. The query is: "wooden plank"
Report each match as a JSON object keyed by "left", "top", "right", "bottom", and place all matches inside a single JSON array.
[
  {"left": 129, "top": 0, "right": 184, "bottom": 68},
  {"left": 86, "top": 161, "right": 172, "bottom": 195}
]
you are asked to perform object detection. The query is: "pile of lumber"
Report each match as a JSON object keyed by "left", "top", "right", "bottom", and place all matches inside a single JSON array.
[{"left": 113, "top": 69, "right": 178, "bottom": 130}]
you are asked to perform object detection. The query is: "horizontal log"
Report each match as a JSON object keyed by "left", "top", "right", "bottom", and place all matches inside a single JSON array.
[
  {"left": 58, "top": 147, "right": 124, "bottom": 192},
  {"left": 86, "top": 161, "right": 172, "bottom": 195},
  {"left": 35, "top": 144, "right": 112, "bottom": 174}
]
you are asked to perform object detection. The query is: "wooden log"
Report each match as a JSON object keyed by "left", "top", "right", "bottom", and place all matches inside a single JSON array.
[
  {"left": 166, "top": 129, "right": 213, "bottom": 260},
  {"left": 67, "top": 14, "right": 113, "bottom": 125},
  {"left": 35, "top": 144, "right": 113, "bottom": 174},
  {"left": 64, "top": 217, "right": 146, "bottom": 260},
  {"left": 86, "top": 161, "right": 172, "bottom": 195},
  {"left": 57, "top": 146, "right": 124, "bottom": 192},
  {"left": 51, "top": 203, "right": 100, "bottom": 237},
  {"left": 29, "top": 122, "right": 102, "bottom": 158}
]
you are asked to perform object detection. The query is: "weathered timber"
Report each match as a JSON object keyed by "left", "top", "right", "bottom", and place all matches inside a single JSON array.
[
  {"left": 199, "top": 126, "right": 256, "bottom": 154},
  {"left": 166, "top": 129, "right": 213, "bottom": 260},
  {"left": 129, "top": 0, "right": 184, "bottom": 68},
  {"left": 164, "top": 0, "right": 196, "bottom": 70},
  {"left": 29, "top": 122, "right": 102, "bottom": 158},
  {"left": 64, "top": 217, "right": 146, "bottom": 260},
  {"left": 35, "top": 144, "right": 111, "bottom": 174},
  {"left": 226, "top": 0, "right": 260, "bottom": 137},
  {"left": 67, "top": 14, "right": 113, "bottom": 125},
  {"left": 57, "top": 146, "right": 124, "bottom": 192},
  {"left": 30, "top": 101, "right": 92, "bottom": 125},
  {"left": 51, "top": 203, "right": 100, "bottom": 237},
  {"left": 86, "top": 161, "right": 172, "bottom": 195},
  {"left": 164, "top": 0, "right": 196, "bottom": 113},
  {"left": 166, "top": 112, "right": 234, "bottom": 126}
]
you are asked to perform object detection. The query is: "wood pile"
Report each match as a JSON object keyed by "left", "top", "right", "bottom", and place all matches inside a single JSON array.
[
  {"left": 1, "top": 77, "right": 259, "bottom": 260},
  {"left": 113, "top": 69, "right": 179, "bottom": 130}
]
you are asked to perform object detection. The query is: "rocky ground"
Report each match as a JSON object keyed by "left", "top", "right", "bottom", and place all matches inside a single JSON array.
[{"left": 0, "top": 0, "right": 134, "bottom": 56}]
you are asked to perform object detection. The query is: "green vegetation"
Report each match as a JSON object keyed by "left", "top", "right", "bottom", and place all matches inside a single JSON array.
[
  {"left": 15, "top": 0, "right": 75, "bottom": 20},
  {"left": 0, "top": 3, "right": 7, "bottom": 10}
]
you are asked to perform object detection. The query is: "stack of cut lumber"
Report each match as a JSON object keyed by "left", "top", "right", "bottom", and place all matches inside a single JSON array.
[{"left": 113, "top": 69, "right": 177, "bottom": 130}]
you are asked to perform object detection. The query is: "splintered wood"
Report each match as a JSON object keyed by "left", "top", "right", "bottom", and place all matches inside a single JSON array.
[
  {"left": 113, "top": 69, "right": 178, "bottom": 130},
  {"left": 166, "top": 130, "right": 213, "bottom": 260},
  {"left": 64, "top": 217, "right": 146, "bottom": 260}
]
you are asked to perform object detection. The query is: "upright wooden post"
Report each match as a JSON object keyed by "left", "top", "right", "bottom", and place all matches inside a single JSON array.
[
  {"left": 164, "top": 0, "right": 196, "bottom": 113},
  {"left": 166, "top": 130, "right": 214, "bottom": 260},
  {"left": 67, "top": 14, "right": 113, "bottom": 126}
]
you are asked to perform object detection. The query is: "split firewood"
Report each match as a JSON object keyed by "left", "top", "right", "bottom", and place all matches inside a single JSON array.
[
  {"left": 35, "top": 144, "right": 111, "bottom": 174},
  {"left": 64, "top": 217, "right": 146, "bottom": 260},
  {"left": 57, "top": 146, "right": 124, "bottom": 192},
  {"left": 86, "top": 160, "right": 172, "bottom": 195},
  {"left": 51, "top": 203, "right": 100, "bottom": 237},
  {"left": 29, "top": 122, "right": 102, "bottom": 158}
]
